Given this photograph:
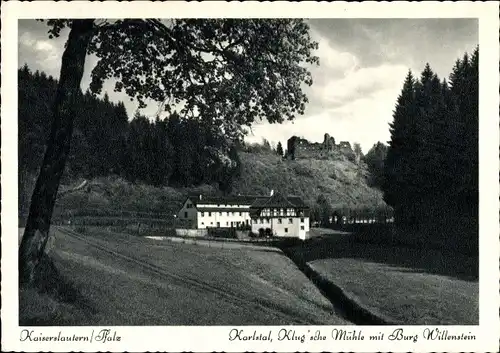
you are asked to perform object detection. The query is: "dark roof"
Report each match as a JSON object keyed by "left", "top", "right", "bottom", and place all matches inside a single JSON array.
[
  {"left": 249, "top": 193, "right": 310, "bottom": 218},
  {"left": 197, "top": 207, "right": 249, "bottom": 213},
  {"left": 185, "top": 193, "right": 309, "bottom": 210},
  {"left": 250, "top": 193, "right": 309, "bottom": 209},
  {"left": 187, "top": 194, "right": 266, "bottom": 206}
]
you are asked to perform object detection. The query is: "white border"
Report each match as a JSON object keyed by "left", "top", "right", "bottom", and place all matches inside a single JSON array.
[{"left": 2, "top": 1, "right": 499, "bottom": 352}]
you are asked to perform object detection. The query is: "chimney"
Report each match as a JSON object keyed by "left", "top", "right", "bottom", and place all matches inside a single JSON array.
[{"left": 270, "top": 189, "right": 274, "bottom": 197}]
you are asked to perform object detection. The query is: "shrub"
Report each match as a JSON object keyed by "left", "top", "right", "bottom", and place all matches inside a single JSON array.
[
  {"left": 208, "top": 227, "right": 237, "bottom": 239},
  {"left": 236, "top": 223, "right": 251, "bottom": 231},
  {"left": 75, "top": 225, "right": 87, "bottom": 234}
]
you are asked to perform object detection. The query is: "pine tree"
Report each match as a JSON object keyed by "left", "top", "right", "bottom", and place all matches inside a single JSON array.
[
  {"left": 413, "top": 64, "right": 443, "bottom": 197},
  {"left": 364, "top": 142, "right": 388, "bottom": 188},
  {"left": 383, "top": 70, "right": 418, "bottom": 225},
  {"left": 276, "top": 141, "right": 284, "bottom": 157}
]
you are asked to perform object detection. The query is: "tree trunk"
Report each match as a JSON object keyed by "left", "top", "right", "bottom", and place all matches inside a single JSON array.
[{"left": 19, "top": 20, "right": 94, "bottom": 287}]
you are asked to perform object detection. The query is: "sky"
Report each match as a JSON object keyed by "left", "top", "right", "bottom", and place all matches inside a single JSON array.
[{"left": 18, "top": 19, "right": 478, "bottom": 153}]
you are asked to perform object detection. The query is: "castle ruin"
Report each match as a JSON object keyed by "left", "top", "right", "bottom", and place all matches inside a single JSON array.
[{"left": 286, "top": 134, "right": 359, "bottom": 162}]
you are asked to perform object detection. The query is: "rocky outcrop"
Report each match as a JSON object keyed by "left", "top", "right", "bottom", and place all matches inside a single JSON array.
[
  {"left": 287, "top": 136, "right": 298, "bottom": 160},
  {"left": 323, "top": 133, "right": 336, "bottom": 151}
]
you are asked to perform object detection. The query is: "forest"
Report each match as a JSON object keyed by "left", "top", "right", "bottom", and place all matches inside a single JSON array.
[
  {"left": 383, "top": 47, "right": 479, "bottom": 249},
  {"left": 18, "top": 64, "right": 241, "bottom": 216}
]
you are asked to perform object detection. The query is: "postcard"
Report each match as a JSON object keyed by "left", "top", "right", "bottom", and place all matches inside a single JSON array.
[{"left": 2, "top": 1, "right": 499, "bottom": 352}]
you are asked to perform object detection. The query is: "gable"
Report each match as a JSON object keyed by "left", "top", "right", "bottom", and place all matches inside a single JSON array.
[{"left": 180, "top": 198, "right": 198, "bottom": 211}]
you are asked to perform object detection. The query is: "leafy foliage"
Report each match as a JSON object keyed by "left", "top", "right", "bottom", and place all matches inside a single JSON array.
[{"left": 39, "top": 19, "right": 318, "bottom": 140}]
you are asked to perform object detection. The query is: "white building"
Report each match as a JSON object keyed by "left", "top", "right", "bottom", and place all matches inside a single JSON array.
[
  {"left": 177, "top": 194, "right": 259, "bottom": 229},
  {"left": 177, "top": 192, "right": 310, "bottom": 239},
  {"left": 249, "top": 192, "right": 310, "bottom": 240}
]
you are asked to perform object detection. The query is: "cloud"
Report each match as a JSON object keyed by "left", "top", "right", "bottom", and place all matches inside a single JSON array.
[
  {"left": 18, "top": 29, "right": 64, "bottom": 76},
  {"left": 315, "top": 63, "right": 409, "bottom": 107},
  {"left": 34, "top": 40, "right": 56, "bottom": 53},
  {"left": 19, "top": 32, "right": 37, "bottom": 47},
  {"left": 311, "top": 28, "right": 359, "bottom": 75}
]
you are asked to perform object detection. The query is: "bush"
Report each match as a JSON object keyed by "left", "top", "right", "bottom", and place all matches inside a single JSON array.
[
  {"left": 75, "top": 225, "right": 87, "bottom": 234},
  {"left": 207, "top": 227, "right": 237, "bottom": 239},
  {"left": 236, "top": 223, "right": 251, "bottom": 231}
]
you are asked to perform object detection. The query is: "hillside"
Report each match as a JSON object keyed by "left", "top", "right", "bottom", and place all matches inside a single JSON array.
[
  {"left": 19, "top": 148, "right": 386, "bottom": 224},
  {"left": 234, "top": 151, "right": 385, "bottom": 209}
]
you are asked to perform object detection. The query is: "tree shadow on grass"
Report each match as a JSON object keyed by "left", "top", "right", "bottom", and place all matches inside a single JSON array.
[
  {"left": 282, "top": 227, "right": 478, "bottom": 282},
  {"left": 19, "top": 253, "right": 97, "bottom": 326}
]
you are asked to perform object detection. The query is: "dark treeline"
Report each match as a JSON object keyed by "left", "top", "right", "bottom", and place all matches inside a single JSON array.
[
  {"left": 363, "top": 142, "right": 388, "bottom": 188},
  {"left": 122, "top": 111, "right": 240, "bottom": 190},
  {"left": 18, "top": 64, "right": 241, "bottom": 215},
  {"left": 383, "top": 47, "right": 478, "bottom": 250}
]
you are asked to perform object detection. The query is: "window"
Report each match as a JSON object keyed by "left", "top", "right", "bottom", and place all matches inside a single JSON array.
[
  {"left": 219, "top": 212, "right": 223, "bottom": 216},
  {"left": 226, "top": 222, "right": 229, "bottom": 226},
  {"left": 211, "top": 222, "right": 213, "bottom": 225},
  {"left": 202, "top": 222, "right": 205, "bottom": 225},
  {"left": 284, "top": 228, "right": 288, "bottom": 233},
  {"left": 300, "top": 218, "right": 304, "bottom": 223},
  {"left": 300, "top": 225, "right": 305, "bottom": 230},
  {"left": 184, "top": 212, "right": 188, "bottom": 218},
  {"left": 288, "top": 218, "right": 293, "bottom": 224},
  {"left": 278, "top": 218, "right": 282, "bottom": 224},
  {"left": 209, "top": 212, "right": 212, "bottom": 216},
  {"left": 201, "top": 212, "right": 204, "bottom": 217},
  {"left": 280, "top": 208, "right": 284, "bottom": 216},
  {"left": 239, "top": 212, "right": 242, "bottom": 216}
]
